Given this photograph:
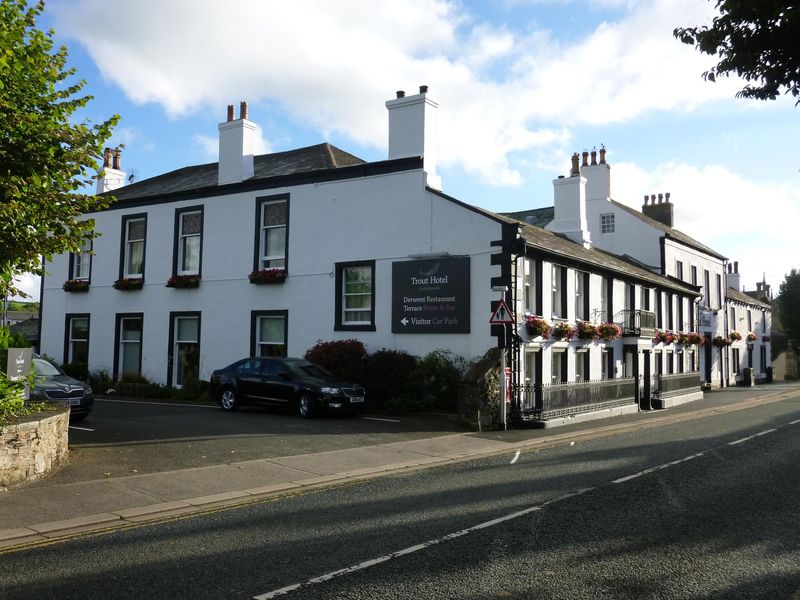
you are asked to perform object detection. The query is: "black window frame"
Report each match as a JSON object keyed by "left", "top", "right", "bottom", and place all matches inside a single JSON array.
[
  {"left": 119, "top": 213, "right": 148, "bottom": 280},
  {"left": 253, "top": 194, "right": 290, "bottom": 273},
  {"left": 250, "top": 310, "right": 289, "bottom": 357},
  {"left": 113, "top": 312, "right": 144, "bottom": 381},
  {"left": 172, "top": 205, "right": 204, "bottom": 278},
  {"left": 335, "top": 260, "right": 376, "bottom": 331},
  {"left": 167, "top": 311, "right": 202, "bottom": 387},
  {"left": 63, "top": 313, "right": 90, "bottom": 365},
  {"left": 68, "top": 238, "right": 93, "bottom": 282}
]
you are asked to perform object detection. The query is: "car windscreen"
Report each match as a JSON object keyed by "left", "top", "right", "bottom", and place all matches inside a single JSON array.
[
  {"left": 32, "top": 357, "right": 62, "bottom": 377},
  {"left": 287, "top": 362, "right": 332, "bottom": 379}
]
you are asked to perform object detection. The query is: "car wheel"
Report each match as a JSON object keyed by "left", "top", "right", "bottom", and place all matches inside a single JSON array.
[
  {"left": 297, "top": 393, "right": 315, "bottom": 418},
  {"left": 219, "top": 387, "right": 240, "bottom": 411}
]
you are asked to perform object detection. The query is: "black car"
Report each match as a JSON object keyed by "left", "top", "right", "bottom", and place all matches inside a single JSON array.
[
  {"left": 28, "top": 355, "right": 94, "bottom": 422},
  {"left": 209, "top": 357, "right": 366, "bottom": 418}
]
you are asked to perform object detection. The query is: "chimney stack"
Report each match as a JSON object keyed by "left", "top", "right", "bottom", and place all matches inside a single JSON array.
[
  {"left": 96, "top": 146, "right": 126, "bottom": 194},
  {"left": 547, "top": 152, "right": 592, "bottom": 249},
  {"left": 218, "top": 100, "right": 256, "bottom": 185},
  {"left": 726, "top": 260, "right": 741, "bottom": 291},
  {"left": 582, "top": 144, "right": 611, "bottom": 201},
  {"left": 386, "top": 84, "right": 441, "bottom": 189},
  {"left": 642, "top": 190, "right": 674, "bottom": 227}
]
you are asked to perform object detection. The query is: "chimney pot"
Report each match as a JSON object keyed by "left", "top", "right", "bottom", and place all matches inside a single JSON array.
[
  {"left": 581, "top": 151, "right": 589, "bottom": 167},
  {"left": 643, "top": 195, "right": 649, "bottom": 206},
  {"left": 103, "top": 147, "right": 113, "bottom": 169},
  {"left": 599, "top": 145, "right": 607, "bottom": 164},
  {"left": 226, "top": 104, "right": 234, "bottom": 122},
  {"left": 665, "top": 192, "right": 671, "bottom": 202},
  {"left": 396, "top": 90, "right": 405, "bottom": 98},
  {"left": 239, "top": 101, "right": 248, "bottom": 120},
  {"left": 590, "top": 149, "right": 597, "bottom": 166},
  {"left": 570, "top": 152, "right": 580, "bottom": 176},
  {"left": 658, "top": 193, "right": 664, "bottom": 203},
  {"left": 112, "top": 147, "right": 121, "bottom": 170},
  {"left": 734, "top": 261, "right": 739, "bottom": 273},
  {"left": 419, "top": 85, "right": 428, "bottom": 94}
]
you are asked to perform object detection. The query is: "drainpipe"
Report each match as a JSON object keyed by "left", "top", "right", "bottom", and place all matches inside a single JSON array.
[{"left": 721, "top": 258, "right": 729, "bottom": 388}]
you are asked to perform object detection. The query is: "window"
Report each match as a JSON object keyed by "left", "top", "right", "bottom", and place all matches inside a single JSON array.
[
  {"left": 601, "top": 348, "right": 614, "bottom": 380},
  {"left": 655, "top": 291, "right": 663, "bottom": 328},
  {"left": 691, "top": 265, "right": 698, "bottom": 286},
  {"left": 760, "top": 347, "right": 767, "bottom": 373},
  {"left": 551, "top": 350, "right": 566, "bottom": 383},
  {"left": 677, "top": 350, "right": 684, "bottom": 373},
  {"left": 121, "top": 215, "right": 146, "bottom": 278},
  {"left": 575, "top": 271, "right": 588, "bottom": 321},
  {"left": 654, "top": 350, "right": 662, "bottom": 376},
  {"left": 115, "top": 314, "right": 143, "bottom": 379},
  {"left": 688, "top": 350, "right": 696, "bottom": 372},
  {"left": 255, "top": 196, "right": 288, "bottom": 270},
  {"left": 524, "top": 350, "right": 537, "bottom": 385},
  {"left": 600, "top": 277, "right": 609, "bottom": 322},
  {"left": 716, "top": 273, "right": 722, "bottom": 309},
  {"left": 64, "top": 314, "right": 89, "bottom": 364},
  {"left": 703, "top": 269, "right": 711, "bottom": 306},
  {"left": 762, "top": 310, "right": 767, "bottom": 332},
  {"left": 747, "top": 310, "right": 752, "bottom": 333},
  {"left": 677, "top": 297, "right": 684, "bottom": 332},
  {"left": 732, "top": 348, "right": 740, "bottom": 375},
  {"left": 335, "top": 261, "right": 376, "bottom": 330},
  {"left": 675, "top": 260, "right": 684, "bottom": 281},
  {"left": 640, "top": 287, "right": 650, "bottom": 311},
  {"left": 666, "top": 350, "right": 674, "bottom": 374},
  {"left": 730, "top": 306, "right": 736, "bottom": 330},
  {"left": 576, "top": 350, "right": 589, "bottom": 381},
  {"left": 251, "top": 311, "right": 287, "bottom": 357},
  {"left": 524, "top": 259, "right": 538, "bottom": 314},
  {"left": 170, "top": 313, "right": 200, "bottom": 387},
  {"left": 70, "top": 238, "right": 92, "bottom": 281},
  {"left": 666, "top": 293, "right": 674, "bottom": 330},
  {"left": 600, "top": 213, "right": 615, "bottom": 234},
  {"left": 174, "top": 207, "right": 203, "bottom": 276},
  {"left": 624, "top": 282, "right": 634, "bottom": 311},
  {"left": 552, "top": 265, "right": 566, "bottom": 319}
]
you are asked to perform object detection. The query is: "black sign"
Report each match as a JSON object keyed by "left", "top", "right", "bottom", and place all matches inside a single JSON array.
[{"left": 392, "top": 257, "right": 470, "bottom": 333}]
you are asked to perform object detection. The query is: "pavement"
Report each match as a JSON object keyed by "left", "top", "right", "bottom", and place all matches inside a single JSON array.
[{"left": 1, "top": 381, "right": 799, "bottom": 550}]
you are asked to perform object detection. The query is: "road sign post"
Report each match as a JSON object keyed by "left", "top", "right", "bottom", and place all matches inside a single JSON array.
[{"left": 489, "top": 297, "right": 514, "bottom": 430}]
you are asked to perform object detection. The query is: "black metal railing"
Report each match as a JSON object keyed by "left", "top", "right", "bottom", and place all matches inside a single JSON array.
[
  {"left": 656, "top": 372, "right": 701, "bottom": 399},
  {"left": 514, "top": 377, "right": 637, "bottom": 421},
  {"left": 615, "top": 309, "right": 656, "bottom": 338}
]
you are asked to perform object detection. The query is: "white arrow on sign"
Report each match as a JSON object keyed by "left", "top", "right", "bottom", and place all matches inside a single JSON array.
[{"left": 401, "top": 317, "right": 409, "bottom": 326}]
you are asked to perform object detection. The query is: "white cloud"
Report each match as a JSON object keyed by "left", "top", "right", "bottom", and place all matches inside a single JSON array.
[
  {"left": 50, "top": 0, "right": 746, "bottom": 187},
  {"left": 12, "top": 274, "right": 41, "bottom": 302},
  {"left": 611, "top": 161, "right": 800, "bottom": 289}
]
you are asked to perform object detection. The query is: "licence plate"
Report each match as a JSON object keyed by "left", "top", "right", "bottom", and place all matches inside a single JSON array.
[
  {"left": 68, "top": 398, "right": 82, "bottom": 406},
  {"left": 349, "top": 396, "right": 364, "bottom": 403}
]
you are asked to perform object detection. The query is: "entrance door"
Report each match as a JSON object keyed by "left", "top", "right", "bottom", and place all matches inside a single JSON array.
[
  {"left": 642, "top": 351, "right": 652, "bottom": 410},
  {"left": 704, "top": 333, "right": 712, "bottom": 385}
]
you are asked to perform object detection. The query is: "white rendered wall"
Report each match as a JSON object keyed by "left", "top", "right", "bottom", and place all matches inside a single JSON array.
[{"left": 40, "top": 169, "right": 501, "bottom": 385}]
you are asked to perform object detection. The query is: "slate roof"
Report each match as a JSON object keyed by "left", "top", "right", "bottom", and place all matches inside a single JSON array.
[
  {"left": 726, "top": 286, "right": 771, "bottom": 310},
  {"left": 501, "top": 200, "right": 727, "bottom": 261},
  {"left": 9, "top": 317, "right": 39, "bottom": 343},
  {"left": 106, "top": 143, "right": 366, "bottom": 202},
  {"left": 428, "top": 189, "right": 699, "bottom": 296}
]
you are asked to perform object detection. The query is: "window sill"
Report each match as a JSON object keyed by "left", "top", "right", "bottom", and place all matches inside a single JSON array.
[{"left": 334, "top": 324, "right": 376, "bottom": 332}]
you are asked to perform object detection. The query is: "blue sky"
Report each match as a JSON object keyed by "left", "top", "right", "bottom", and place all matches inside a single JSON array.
[{"left": 18, "top": 0, "right": 800, "bottom": 298}]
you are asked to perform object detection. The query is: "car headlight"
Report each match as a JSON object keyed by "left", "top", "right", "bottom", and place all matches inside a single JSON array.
[{"left": 320, "top": 386, "right": 340, "bottom": 395}]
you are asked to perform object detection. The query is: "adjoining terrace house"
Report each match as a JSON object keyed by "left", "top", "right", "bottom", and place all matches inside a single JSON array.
[
  {"left": 505, "top": 149, "right": 772, "bottom": 389},
  {"left": 39, "top": 88, "right": 703, "bottom": 425}
]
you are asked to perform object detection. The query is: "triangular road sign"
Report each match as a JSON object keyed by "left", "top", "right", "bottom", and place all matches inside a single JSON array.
[{"left": 489, "top": 299, "right": 514, "bottom": 325}]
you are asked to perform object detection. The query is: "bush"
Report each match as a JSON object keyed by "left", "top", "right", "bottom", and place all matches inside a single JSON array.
[
  {"left": 382, "top": 350, "right": 472, "bottom": 414},
  {"left": 61, "top": 361, "right": 88, "bottom": 381},
  {"left": 88, "top": 369, "right": 114, "bottom": 395},
  {"left": 364, "top": 349, "right": 418, "bottom": 409},
  {"left": 304, "top": 339, "right": 368, "bottom": 384}
]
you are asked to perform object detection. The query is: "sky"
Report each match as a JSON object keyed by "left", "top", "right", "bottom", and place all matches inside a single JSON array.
[{"left": 16, "top": 0, "right": 800, "bottom": 299}]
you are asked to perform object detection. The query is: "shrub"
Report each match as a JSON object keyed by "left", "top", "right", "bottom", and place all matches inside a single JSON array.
[
  {"left": 364, "top": 349, "right": 418, "bottom": 409},
  {"left": 61, "top": 361, "right": 88, "bottom": 381},
  {"left": 88, "top": 369, "right": 114, "bottom": 395},
  {"left": 304, "top": 339, "right": 368, "bottom": 383},
  {"left": 402, "top": 350, "right": 471, "bottom": 413}
]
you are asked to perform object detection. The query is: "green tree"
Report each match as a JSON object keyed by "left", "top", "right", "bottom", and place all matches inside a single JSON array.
[
  {"left": 778, "top": 269, "right": 800, "bottom": 351},
  {"left": 0, "top": 0, "right": 118, "bottom": 298},
  {"left": 674, "top": 2, "right": 800, "bottom": 103}
]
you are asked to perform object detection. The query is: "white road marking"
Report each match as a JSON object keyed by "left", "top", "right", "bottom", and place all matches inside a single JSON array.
[
  {"left": 791, "top": 419, "right": 800, "bottom": 425},
  {"left": 510, "top": 450, "right": 521, "bottom": 464},
  {"left": 251, "top": 416, "right": 794, "bottom": 598},
  {"left": 360, "top": 417, "right": 401, "bottom": 423},
  {"left": 96, "top": 398, "right": 218, "bottom": 409},
  {"left": 68, "top": 425, "right": 94, "bottom": 431}
]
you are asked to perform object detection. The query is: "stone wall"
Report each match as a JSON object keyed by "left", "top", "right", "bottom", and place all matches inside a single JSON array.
[
  {"left": 0, "top": 405, "right": 69, "bottom": 490},
  {"left": 457, "top": 347, "right": 503, "bottom": 431}
]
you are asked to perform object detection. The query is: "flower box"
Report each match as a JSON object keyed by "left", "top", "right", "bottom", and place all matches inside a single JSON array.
[
  {"left": 713, "top": 336, "right": 732, "bottom": 347},
  {"left": 729, "top": 331, "right": 742, "bottom": 342},
  {"left": 524, "top": 315, "right": 550, "bottom": 339},
  {"left": 746, "top": 333, "right": 757, "bottom": 342},
  {"left": 113, "top": 277, "right": 144, "bottom": 291},
  {"left": 62, "top": 279, "right": 89, "bottom": 292},
  {"left": 596, "top": 322, "right": 622, "bottom": 341},
  {"left": 552, "top": 322, "right": 577, "bottom": 341},
  {"left": 576, "top": 321, "right": 597, "bottom": 340},
  {"left": 685, "top": 332, "right": 705, "bottom": 345},
  {"left": 248, "top": 268, "right": 288, "bottom": 284},
  {"left": 166, "top": 275, "right": 200, "bottom": 288},
  {"left": 653, "top": 330, "right": 675, "bottom": 345}
]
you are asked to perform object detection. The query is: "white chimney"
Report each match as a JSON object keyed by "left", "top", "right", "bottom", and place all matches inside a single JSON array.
[
  {"left": 218, "top": 101, "right": 255, "bottom": 185},
  {"left": 96, "top": 147, "right": 126, "bottom": 193},
  {"left": 582, "top": 145, "right": 611, "bottom": 201},
  {"left": 385, "top": 85, "right": 441, "bottom": 190},
  {"left": 546, "top": 153, "right": 592, "bottom": 249},
  {"left": 726, "top": 262, "right": 741, "bottom": 291}
]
